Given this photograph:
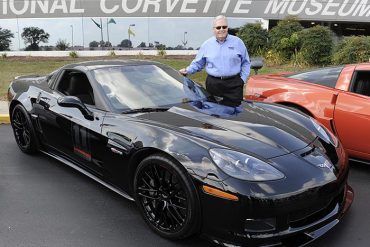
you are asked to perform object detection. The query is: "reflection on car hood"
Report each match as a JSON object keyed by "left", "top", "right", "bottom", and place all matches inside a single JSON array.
[{"left": 140, "top": 102, "right": 317, "bottom": 159}]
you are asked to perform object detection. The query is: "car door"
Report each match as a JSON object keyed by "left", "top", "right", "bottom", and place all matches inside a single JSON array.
[
  {"left": 333, "top": 66, "right": 370, "bottom": 160},
  {"left": 34, "top": 69, "right": 108, "bottom": 177}
]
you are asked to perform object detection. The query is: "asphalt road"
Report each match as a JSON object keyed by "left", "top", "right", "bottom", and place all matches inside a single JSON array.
[{"left": 1, "top": 124, "right": 369, "bottom": 247}]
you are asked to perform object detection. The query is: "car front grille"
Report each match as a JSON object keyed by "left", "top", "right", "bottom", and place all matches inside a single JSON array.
[{"left": 288, "top": 188, "right": 345, "bottom": 228}]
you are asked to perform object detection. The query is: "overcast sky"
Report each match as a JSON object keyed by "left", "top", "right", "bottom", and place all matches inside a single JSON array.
[{"left": 1, "top": 17, "right": 263, "bottom": 50}]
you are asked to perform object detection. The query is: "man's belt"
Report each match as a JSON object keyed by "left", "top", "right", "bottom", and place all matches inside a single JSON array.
[{"left": 208, "top": 74, "right": 240, "bottom": 80}]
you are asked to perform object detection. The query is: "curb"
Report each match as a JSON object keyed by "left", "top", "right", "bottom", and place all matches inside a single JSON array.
[{"left": 0, "top": 114, "right": 10, "bottom": 124}]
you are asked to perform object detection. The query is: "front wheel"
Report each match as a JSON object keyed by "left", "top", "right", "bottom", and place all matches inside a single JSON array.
[
  {"left": 134, "top": 154, "right": 200, "bottom": 240},
  {"left": 11, "top": 104, "right": 38, "bottom": 154}
]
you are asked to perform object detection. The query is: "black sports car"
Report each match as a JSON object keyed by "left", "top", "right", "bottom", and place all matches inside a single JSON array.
[{"left": 8, "top": 60, "right": 353, "bottom": 246}]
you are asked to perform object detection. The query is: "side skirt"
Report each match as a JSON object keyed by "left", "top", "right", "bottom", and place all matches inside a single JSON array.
[
  {"left": 41, "top": 150, "right": 135, "bottom": 202},
  {"left": 349, "top": 157, "right": 370, "bottom": 165}
]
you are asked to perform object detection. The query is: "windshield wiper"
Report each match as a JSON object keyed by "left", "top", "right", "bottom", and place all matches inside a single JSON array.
[{"left": 122, "top": 107, "right": 169, "bottom": 114}]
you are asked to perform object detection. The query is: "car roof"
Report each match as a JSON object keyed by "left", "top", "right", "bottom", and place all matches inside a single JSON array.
[{"left": 62, "top": 59, "right": 162, "bottom": 70}]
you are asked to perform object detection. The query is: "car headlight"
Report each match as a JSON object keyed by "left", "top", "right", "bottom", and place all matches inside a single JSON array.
[
  {"left": 310, "top": 118, "right": 338, "bottom": 147},
  {"left": 209, "top": 148, "right": 285, "bottom": 181}
]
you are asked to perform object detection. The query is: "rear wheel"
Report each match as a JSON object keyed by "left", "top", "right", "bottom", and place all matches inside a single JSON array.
[
  {"left": 134, "top": 154, "right": 200, "bottom": 240},
  {"left": 11, "top": 104, "right": 38, "bottom": 154}
]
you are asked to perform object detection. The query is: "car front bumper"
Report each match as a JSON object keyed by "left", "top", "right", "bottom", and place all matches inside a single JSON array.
[{"left": 198, "top": 179, "right": 353, "bottom": 247}]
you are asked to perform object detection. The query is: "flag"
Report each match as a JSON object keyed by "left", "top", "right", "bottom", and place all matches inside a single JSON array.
[
  {"left": 128, "top": 28, "right": 135, "bottom": 37},
  {"left": 91, "top": 18, "right": 101, "bottom": 29},
  {"left": 108, "top": 18, "right": 116, "bottom": 24}
]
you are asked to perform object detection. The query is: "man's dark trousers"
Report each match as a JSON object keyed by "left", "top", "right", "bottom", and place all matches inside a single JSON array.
[{"left": 206, "top": 75, "right": 244, "bottom": 107}]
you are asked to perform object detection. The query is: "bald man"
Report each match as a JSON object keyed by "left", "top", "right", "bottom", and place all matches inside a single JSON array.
[{"left": 180, "top": 15, "right": 250, "bottom": 107}]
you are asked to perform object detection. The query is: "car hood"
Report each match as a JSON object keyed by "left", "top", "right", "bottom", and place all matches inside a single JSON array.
[{"left": 139, "top": 102, "right": 317, "bottom": 159}]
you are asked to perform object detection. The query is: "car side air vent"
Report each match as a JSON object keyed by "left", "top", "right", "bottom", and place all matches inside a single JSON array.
[{"left": 300, "top": 147, "right": 315, "bottom": 158}]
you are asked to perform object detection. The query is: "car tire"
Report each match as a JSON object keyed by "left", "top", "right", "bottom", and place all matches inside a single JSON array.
[
  {"left": 11, "top": 104, "right": 38, "bottom": 154},
  {"left": 134, "top": 154, "right": 201, "bottom": 240}
]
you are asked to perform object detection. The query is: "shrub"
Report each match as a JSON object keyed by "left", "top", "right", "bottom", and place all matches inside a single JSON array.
[
  {"left": 108, "top": 50, "right": 116, "bottom": 57},
  {"left": 136, "top": 51, "right": 145, "bottom": 59},
  {"left": 238, "top": 23, "right": 269, "bottom": 57},
  {"left": 157, "top": 49, "right": 166, "bottom": 57},
  {"left": 299, "top": 25, "right": 334, "bottom": 66},
  {"left": 55, "top": 39, "right": 69, "bottom": 51},
  {"left": 332, "top": 36, "right": 370, "bottom": 64},
  {"left": 264, "top": 50, "right": 287, "bottom": 66},
  {"left": 269, "top": 16, "right": 303, "bottom": 60},
  {"left": 291, "top": 50, "right": 309, "bottom": 68},
  {"left": 1, "top": 53, "right": 7, "bottom": 59},
  {"left": 69, "top": 51, "right": 78, "bottom": 58}
]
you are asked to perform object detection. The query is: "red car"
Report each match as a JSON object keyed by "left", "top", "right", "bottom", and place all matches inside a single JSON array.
[{"left": 246, "top": 63, "right": 370, "bottom": 163}]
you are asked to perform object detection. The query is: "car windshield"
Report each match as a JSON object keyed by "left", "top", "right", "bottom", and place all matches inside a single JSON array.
[
  {"left": 92, "top": 64, "right": 189, "bottom": 111},
  {"left": 286, "top": 66, "right": 344, "bottom": 88}
]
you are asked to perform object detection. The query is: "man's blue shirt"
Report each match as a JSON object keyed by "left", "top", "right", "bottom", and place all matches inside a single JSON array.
[{"left": 186, "top": 35, "right": 250, "bottom": 82}]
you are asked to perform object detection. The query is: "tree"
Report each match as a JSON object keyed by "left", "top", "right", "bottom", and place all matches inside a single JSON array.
[
  {"left": 0, "top": 27, "right": 14, "bottom": 51},
  {"left": 269, "top": 16, "right": 303, "bottom": 60},
  {"left": 137, "top": 42, "right": 146, "bottom": 48},
  {"left": 333, "top": 36, "right": 370, "bottom": 64},
  {"left": 238, "top": 23, "right": 269, "bottom": 56},
  {"left": 279, "top": 32, "right": 302, "bottom": 66},
  {"left": 89, "top": 41, "right": 99, "bottom": 48},
  {"left": 228, "top": 27, "right": 239, "bottom": 36},
  {"left": 99, "top": 40, "right": 105, "bottom": 47},
  {"left": 118, "top": 39, "right": 132, "bottom": 48},
  {"left": 299, "top": 25, "right": 334, "bottom": 66},
  {"left": 154, "top": 41, "right": 166, "bottom": 50},
  {"left": 21, "top": 27, "right": 50, "bottom": 51},
  {"left": 55, "top": 39, "right": 70, "bottom": 51},
  {"left": 174, "top": 45, "right": 184, "bottom": 50},
  {"left": 104, "top": 41, "right": 112, "bottom": 47}
]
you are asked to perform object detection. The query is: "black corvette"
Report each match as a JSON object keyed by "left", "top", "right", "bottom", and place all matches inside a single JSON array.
[{"left": 8, "top": 60, "right": 353, "bottom": 246}]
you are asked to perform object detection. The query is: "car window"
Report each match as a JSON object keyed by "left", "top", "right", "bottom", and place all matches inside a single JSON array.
[
  {"left": 56, "top": 70, "right": 95, "bottom": 105},
  {"left": 92, "top": 65, "right": 187, "bottom": 111},
  {"left": 351, "top": 71, "right": 370, "bottom": 97},
  {"left": 287, "top": 66, "right": 344, "bottom": 88},
  {"left": 46, "top": 70, "right": 59, "bottom": 87}
]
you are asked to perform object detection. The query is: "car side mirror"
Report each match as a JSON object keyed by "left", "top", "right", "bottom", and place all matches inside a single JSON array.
[
  {"left": 57, "top": 96, "right": 94, "bottom": 121},
  {"left": 250, "top": 58, "right": 264, "bottom": 75}
]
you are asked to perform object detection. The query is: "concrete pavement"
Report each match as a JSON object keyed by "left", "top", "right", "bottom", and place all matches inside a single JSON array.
[{"left": 0, "top": 101, "right": 9, "bottom": 124}]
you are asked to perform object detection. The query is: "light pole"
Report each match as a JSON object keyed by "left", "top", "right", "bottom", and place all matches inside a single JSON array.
[
  {"left": 182, "top": 31, "right": 188, "bottom": 49},
  {"left": 70, "top": 25, "right": 74, "bottom": 50},
  {"left": 128, "top": 24, "right": 135, "bottom": 48},
  {"left": 16, "top": 17, "right": 21, "bottom": 50}
]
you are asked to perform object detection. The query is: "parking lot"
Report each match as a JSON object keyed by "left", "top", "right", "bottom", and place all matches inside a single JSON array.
[{"left": 1, "top": 124, "right": 369, "bottom": 247}]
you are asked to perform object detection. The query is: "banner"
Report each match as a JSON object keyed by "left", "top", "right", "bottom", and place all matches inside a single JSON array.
[{"left": 0, "top": 0, "right": 369, "bottom": 22}]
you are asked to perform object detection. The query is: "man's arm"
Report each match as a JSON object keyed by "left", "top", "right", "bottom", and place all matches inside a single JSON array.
[
  {"left": 240, "top": 42, "right": 251, "bottom": 83},
  {"left": 179, "top": 45, "right": 207, "bottom": 75}
]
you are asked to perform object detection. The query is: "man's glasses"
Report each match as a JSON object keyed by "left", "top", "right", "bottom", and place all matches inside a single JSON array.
[{"left": 214, "top": 26, "right": 228, "bottom": 30}]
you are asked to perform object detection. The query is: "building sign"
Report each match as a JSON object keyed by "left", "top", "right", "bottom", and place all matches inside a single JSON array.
[{"left": 0, "top": 0, "right": 369, "bottom": 22}]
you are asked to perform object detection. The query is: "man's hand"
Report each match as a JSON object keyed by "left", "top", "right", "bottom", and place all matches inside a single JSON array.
[{"left": 179, "top": 68, "right": 188, "bottom": 76}]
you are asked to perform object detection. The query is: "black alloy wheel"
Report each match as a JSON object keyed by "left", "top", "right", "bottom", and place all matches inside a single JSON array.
[
  {"left": 134, "top": 154, "right": 200, "bottom": 240},
  {"left": 11, "top": 104, "right": 38, "bottom": 154}
]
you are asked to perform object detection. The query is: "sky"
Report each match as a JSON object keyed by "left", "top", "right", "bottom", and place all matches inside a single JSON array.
[{"left": 0, "top": 17, "right": 264, "bottom": 50}]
